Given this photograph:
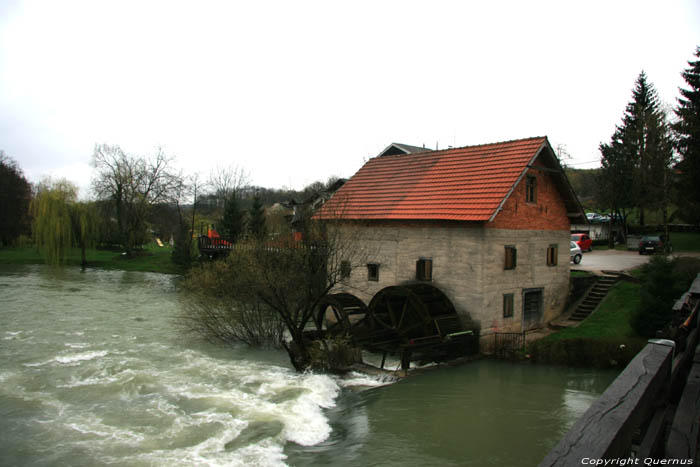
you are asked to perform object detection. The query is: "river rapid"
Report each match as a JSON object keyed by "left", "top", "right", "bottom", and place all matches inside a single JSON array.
[{"left": 0, "top": 264, "right": 618, "bottom": 466}]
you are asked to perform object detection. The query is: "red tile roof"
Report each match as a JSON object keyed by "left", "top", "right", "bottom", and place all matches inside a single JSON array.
[{"left": 315, "top": 136, "right": 549, "bottom": 222}]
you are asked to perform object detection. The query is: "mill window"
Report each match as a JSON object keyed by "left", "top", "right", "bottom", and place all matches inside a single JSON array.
[
  {"left": 504, "top": 246, "right": 517, "bottom": 270},
  {"left": 526, "top": 175, "right": 537, "bottom": 203},
  {"left": 367, "top": 263, "right": 379, "bottom": 282},
  {"left": 547, "top": 244, "right": 558, "bottom": 266},
  {"left": 416, "top": 259, "right": 433, "bottom": 281},
  {"left": 503, "top": 293, "right": 514, "bottom": 318},
  {"left": 340, "top": 260, "right": 351, "bottom": 279}
]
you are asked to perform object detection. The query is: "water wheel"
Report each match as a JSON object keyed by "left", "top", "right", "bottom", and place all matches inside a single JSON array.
[
  {"left": 313, "top": 293, "right": 368, "bottom": 335},
  {"left": 354, "top": 284, "right": 464, "bottom": 369},
  {"left": 363, "top": 284, "right": 460, "bottom": 342}
]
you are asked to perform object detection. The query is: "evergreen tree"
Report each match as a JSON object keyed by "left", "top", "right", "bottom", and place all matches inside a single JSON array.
[
  {"left": 598, "top": 128, "right": 637, "bottom": 243},
  {"left": 219, "top": 194, "right": 244, "bottom": 242},
  {"left": 0, "top": 152, "right": 31, "bottom": 246},
  {"left": 248, "top": 195, "right": 267, "bottom": 240},
  {"left": 598, "top": 72, "right": 672, "bottom": 228},
  {"left": 674, "top": 47, "right": 700, "bottom": 224}
]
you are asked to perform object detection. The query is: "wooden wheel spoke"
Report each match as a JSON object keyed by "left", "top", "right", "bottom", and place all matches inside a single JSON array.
[
  {"left": 397, "top": 299, "right": 409, "bottom": 329},
  {"left": 386, "top": 300, "right": 397, "bottom": 327}
]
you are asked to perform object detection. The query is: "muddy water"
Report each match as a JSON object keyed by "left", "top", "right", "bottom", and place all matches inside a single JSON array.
[{"left": 0, "top": 264, "right": 617, "bottom": 466}]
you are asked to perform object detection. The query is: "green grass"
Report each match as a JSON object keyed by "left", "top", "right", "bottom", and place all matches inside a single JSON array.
[
  {"left": 528, "top": 280, "right": 647, "bottom": 367},
  {"left": 548, "top": 281, "right": 643, "bottom": 342},
  {"left": 670, "top": 232, "right": 700, "bottom": 252},
  {"left": 0, "top": 243, "right": 184, "bottom": 275}
]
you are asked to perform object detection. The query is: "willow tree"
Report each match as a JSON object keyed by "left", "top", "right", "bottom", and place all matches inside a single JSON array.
[
  {"left": 31, "top": 179, "right": 96, "bottom": 268},
  {"left": 70, "top": 201, "right": 98, "bottom": 268}
]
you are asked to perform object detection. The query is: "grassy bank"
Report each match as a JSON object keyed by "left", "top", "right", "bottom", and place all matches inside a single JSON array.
[
  {"left": 528, "top": 280, "right": 647, "bottom": 368},
  {"left": 670, "top": 232, "right": 700, "bottom": 252},
  {"left": 0, "top": 244, "right": 184, "bottom": 275},
  {"left": 588, "top": 232, "right": 700, "bottom": 252}
]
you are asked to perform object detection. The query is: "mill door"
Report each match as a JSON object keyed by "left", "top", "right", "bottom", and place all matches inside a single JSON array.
[{"left": 522, "top": 289, "right": 543, "bottom": 330}]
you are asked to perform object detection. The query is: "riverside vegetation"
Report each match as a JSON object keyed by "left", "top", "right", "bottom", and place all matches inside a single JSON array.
[
  {"left": 528, "top": 255, "right": 700, "bottom": 368},
  {"left": 0, "top": 243, "right": 184, "bottom": 275}
]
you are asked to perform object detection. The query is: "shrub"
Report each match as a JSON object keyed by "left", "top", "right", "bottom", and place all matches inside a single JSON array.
[
  {"left": 528, "top": 338, "right": 645, "bottom": 368},
  {"left": 178, "top": 257, "right": 286, "bottom": 347},
  {"left": 307, "top": 335, "right": 362, "bottom": 372},
  {"left": 631, "top": 255, "right": 700, "bottom": 337}
]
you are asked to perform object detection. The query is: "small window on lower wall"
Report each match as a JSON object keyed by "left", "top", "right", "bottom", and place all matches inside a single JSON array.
[
  {"left": 503, "top": 293, "right": 514, "bottom": 318},
  {"left": 416, "top": 258, "right": 433, "bottom": 281},
  {"left": 340, "top": 260, "right": 351, "bottom": 279},
  {"left": 367, "top": 263, "right": 379, "bottom": 281},
  {"left": 547, "top": 244, "right": 558, "bottom": 266}
]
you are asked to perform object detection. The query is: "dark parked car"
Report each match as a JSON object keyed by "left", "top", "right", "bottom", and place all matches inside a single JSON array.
[
  {"left": 638, "top": 235, "right": 671, "bottom": 254},
  {"left": 571, "top": 233, "right": 593, "bottom": 252}
]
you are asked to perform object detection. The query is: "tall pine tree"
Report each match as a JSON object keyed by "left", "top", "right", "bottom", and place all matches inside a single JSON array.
[
  {"left": 674, "top": 47, "right": 700, "bottom": 224},
  {"left": 598, "top": 127, "right": 637, "bottom": 244},
  {"left": 599, "top": 71, "right": 672, "bottom": 229},
  {"left": 219, "top": 194, "right": 244, "bottom": 243},
  {"left": 248, "top": 195, "right": 267, "bottom": 240}
]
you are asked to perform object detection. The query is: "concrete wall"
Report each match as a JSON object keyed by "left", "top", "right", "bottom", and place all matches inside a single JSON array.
[{"left": 334, "top": 222, "right": 570, "bottom": 335}]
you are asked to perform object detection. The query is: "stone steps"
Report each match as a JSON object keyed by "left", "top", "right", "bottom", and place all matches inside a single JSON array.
[{"left": 570, "top": 274, "right": 620, "bottom": 321}]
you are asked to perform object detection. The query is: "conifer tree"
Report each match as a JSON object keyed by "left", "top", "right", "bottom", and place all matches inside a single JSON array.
[
  {"left": 248, "top": 195, "right": 267, "bottom": 240},
  {"left": 220, "top": 194, "right": 244, "bottom": 242},
  {"left": 0, "top": 152, "right": 31, "bottom": 246},
  {"left": 674, "top": 47, "right": 700, "bottom": 224},
  {"left": 598, "top": 71, "right": 672, "bottom": 228}
]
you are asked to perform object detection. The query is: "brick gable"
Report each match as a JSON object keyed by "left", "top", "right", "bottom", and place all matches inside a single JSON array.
[{"left": 487, "top": 164, "right": 570, "bottom": 231}]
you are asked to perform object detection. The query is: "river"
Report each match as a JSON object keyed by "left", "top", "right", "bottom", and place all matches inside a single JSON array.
[{"left": 0, "top": 264, "right": 618, "bottom": 466}]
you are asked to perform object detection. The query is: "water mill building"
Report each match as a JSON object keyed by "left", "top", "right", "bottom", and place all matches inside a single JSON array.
[{"left": 315, "top": 136, "right": 587, "bottom": 345}]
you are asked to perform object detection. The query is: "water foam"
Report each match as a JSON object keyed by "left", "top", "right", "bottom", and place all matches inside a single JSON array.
[
  {"left": 337, "top": 371, "right": 397, "bottom": 389},
  {"left": 64, "top": 342, "right": 89, "bottom": 349},
  {"left": 54, "top": 350, "right": 108, "bottom": 364}
]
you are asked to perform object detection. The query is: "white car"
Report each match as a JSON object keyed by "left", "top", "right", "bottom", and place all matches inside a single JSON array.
[{"left": 570, "top": 241, "right": 582, "bottom": 264}]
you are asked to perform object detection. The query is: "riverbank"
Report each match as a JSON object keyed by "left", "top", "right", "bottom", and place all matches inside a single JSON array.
[
  {"left": 529, "top": 256, "right": 700, "bottom": 368},
  {"left": 0, "top": 244, "right": 184, "bottom": 275},
  {"left": 527, "top": 280, "right": 648, "bottom": 368}
]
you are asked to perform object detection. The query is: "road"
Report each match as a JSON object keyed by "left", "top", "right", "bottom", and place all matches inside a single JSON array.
[
  {"left": 573, "top": 249, "right": 700, "bottom": 272},
  {"left": 573, "top": 249, "right": 650, "bottom": 272}
]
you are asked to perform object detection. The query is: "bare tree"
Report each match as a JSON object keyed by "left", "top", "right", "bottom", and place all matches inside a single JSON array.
[
  {"left": 179, "top": 217, "right": 374, "bottom": 371},
  {"left": 208, "top": 164, "right": 250, "bottom": 208},
  {"left": 172, "top": 172, "right": 201, "bottom": 267},
  {"left": 91, "top": 144, "right": 180, "bottom": 252}
]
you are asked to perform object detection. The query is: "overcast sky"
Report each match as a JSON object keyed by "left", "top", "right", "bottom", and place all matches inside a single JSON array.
[{"left": 1, "top": 0, "right": 699, "bottom": 197}]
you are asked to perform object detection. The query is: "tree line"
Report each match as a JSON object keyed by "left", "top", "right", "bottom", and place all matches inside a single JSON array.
[
  {"left": 593, "top": 48, "right": 700, "bottom": 243},
  {"left": 0, "top": 142, "right": 340, "bottom": 269}
]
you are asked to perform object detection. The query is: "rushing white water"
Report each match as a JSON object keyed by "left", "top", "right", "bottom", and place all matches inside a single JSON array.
[
  {"left": 0, "top": 264, "right": 618, "bottom": 467},
  {"left": 0, "top": 265, "right": 391, "bottom": 467}
]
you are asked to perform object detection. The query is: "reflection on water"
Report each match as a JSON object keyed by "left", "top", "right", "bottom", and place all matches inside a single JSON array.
[{"left": 0, "top": 264, "right": 618, "bottom": 466}]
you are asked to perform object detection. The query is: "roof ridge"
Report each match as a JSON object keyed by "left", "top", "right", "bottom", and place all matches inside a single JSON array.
[
  {"left": 375, "top": 136, "right": 547, "bottom": 160},
  {"left": 314, "top": 135, "right": 574, "bottom": 223}
]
